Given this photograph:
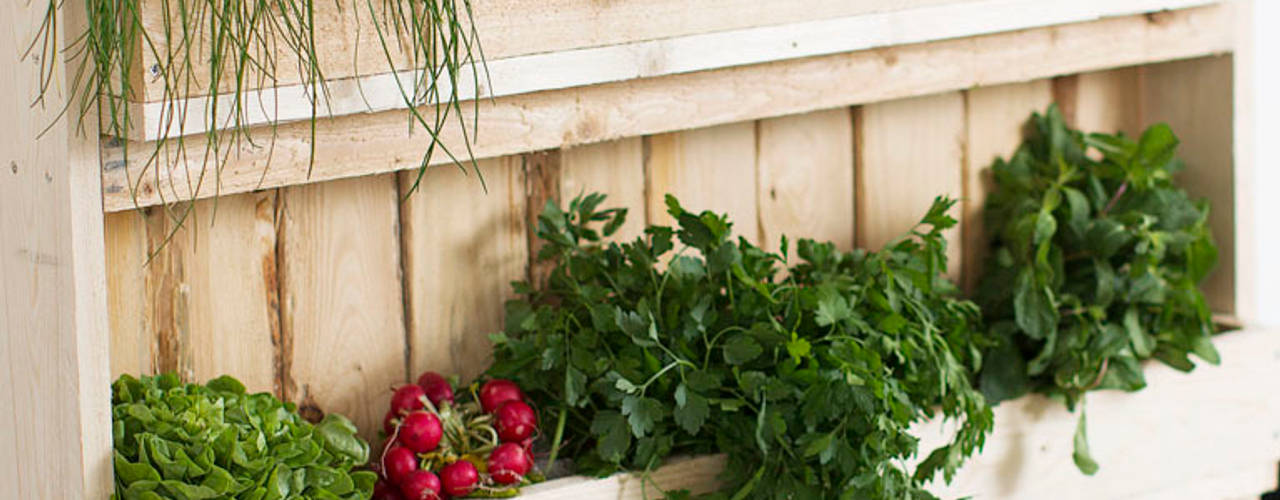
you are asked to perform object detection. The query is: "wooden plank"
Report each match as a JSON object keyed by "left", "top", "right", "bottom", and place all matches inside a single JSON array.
[
  {"left": 646, "top": 122, "right": 759, "bottom": 241},
  {"left": 127, "top": 0, "right": 1220, "bottom": 141},
  {"left": 0, "top": 1, "right": 112, "bottom": 497},
  {"left": 855, "top": 92, "right": 966, "bottom": 279},
  {"left": 279, "top": 175, "right": 406, "bottom": 440},
  {"left": 524, "top": 151, "right": 562, "bottom": 289},
  {"left": 105, "top": 212, "right": 154, "bottom": 378},
  {"left": 1232, "top": 0, "right": 1260, "bottom": 325},
  {"left": 756, "top": 109, "right": 856, "bottom": 253},
  {"left": 101, "top": 5, "right": 1235, "bottom": 211},
  {"left": 1141, "top": 56, "right": 1236, "bottom": 314},
  {"left": 400, "top": 161, "right": 528, "bottom": 383},
  {"left": 135, "top": 0, "right": 963, "bottom": 103},
  {"left": 961, "top": 80, "right": 1054, "bottom": 292},
  {"left": 1069, "top": 67, "right": 1146, "bottom": 136},
  {"left": 561, "top": 138, "right": 648, "bottom": 243},
  {"left": 520, "top": 455, "right": 726, "bottom": 500},
  {"left": 919, "top": 327, "right": 1280, "bottom": 499},
  {"left": 102, "top": 194, "right": 281, "bottom": 394}
]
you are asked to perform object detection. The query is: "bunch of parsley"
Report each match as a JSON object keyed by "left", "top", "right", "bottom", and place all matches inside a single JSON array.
[
  {"left": 488, "top": 193, "right": 992, "bottom": 498},
  {"left": 976, "top": 106, "right": 1219, "bottom": 474}
]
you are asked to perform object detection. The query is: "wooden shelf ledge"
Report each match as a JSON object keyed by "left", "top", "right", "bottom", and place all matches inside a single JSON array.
[
  {"left": 101, "top": 3, "right": 1234, "bottom": 212},
  {"left": 124, "top": 0, "right": 1217, "bottom": 143},
  {"left": 516, "top": 327, "right": 1280, "bottom": 499}
]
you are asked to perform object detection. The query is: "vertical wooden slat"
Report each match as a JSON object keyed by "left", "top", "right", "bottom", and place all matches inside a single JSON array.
[
  {"left": 0, "top": 1, "right": 111, "bottom": 496},
  {"left": 525, "top": 151, "right": 563, "bottom": 288},
  {"left": 181, "top": 194, "right": 281, "bottom": 392},
  {"left": 280, "top": 175, "right": 406, "bottom": 439},
  {"left": 962, "top": 80, "right": 1054, "bottom": 292},
  {"left": 562, "top": 138, "right": 648, "bottom": 242},
  {"left": 756, "top": 108, "right": 856, "bottom": 253},
  {"left": 855, "top": 92, "right": 966, "bottom": 279},
  {"left": 1141, "top": 56, "right": 1235, "bottom": 314},
  {"left": 400, "top": 161, "right": 528, "bottom": 384},
  {"left": 105, "top": 212, "right": 153, "bottom": 378},
  {"left": 1063, "top": 67, "right": 1145, "bottom": 136},
  {"left": 646, "top": 122, "right": 759, "bottom": 240},
  {"left": 103, "top": 194, "right": 280, "bottom": 394}
]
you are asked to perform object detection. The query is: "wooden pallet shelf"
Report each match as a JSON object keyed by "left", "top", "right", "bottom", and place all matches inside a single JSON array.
[{"left": 2, "top": 1, "right": 1272, "bottom": 498}]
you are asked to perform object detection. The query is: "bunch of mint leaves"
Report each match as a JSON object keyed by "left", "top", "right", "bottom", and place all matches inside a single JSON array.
[
  {"left": 487, "top": 193, "right": 992, "bottom": 498},
  {"left": 110, "top": 373, "right": 376, "bottom": 499},
  {"left": 975, "top": 105, "right": 1219, "bottom": 474}
]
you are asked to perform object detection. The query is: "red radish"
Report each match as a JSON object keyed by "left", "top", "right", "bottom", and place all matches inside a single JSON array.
[
  {"left": 440, "top": 461, "right": 480, "bottom": 497},
  {"left": 383, "top": 446, "right": 419, "bottom": 484},
  {"left": 488, "top": 442, "right": 533, "bottom": 485},
  {"left": 416, "top": 371, "right": 455, "bottom": 405},
  {"left": 383, "top": 410, "right": 400, "bottom": 436},
  {"left": 374, "top": 479, "right": 407, "bottom": 500},
  {"left": 398, "top": 411, "right": 444, "bottom": 453},
  {"left": 479, "top": 379, "right": 525, "bottom": 413},
  {"left": 399, "top": 470, "right": 442, "bottom": 500},
  {"left": 391, "top": 385, "right": 428, "bottom": 416},
  {"left": 494, "top": 401, "right": 537, "bottom": 442}
]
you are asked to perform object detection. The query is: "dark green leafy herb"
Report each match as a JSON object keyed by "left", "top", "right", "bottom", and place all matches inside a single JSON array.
[
  {"left": 488, "top": 193, "right": 992, "bottom": 499},
  {"left": 976, "top": 105, "right": 1219, "bottom": 474},
  {"left": 111, "top": 373, "right": 376, "bottom": 499}
]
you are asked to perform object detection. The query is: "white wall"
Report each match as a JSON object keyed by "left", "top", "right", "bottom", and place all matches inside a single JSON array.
[{"left": 1251, "top": 0, "right": 1279, "bottom": 325}]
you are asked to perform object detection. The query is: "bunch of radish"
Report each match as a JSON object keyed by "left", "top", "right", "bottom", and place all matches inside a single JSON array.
[{"left": 374, "top": 372, "right": 539, "bottom": 500}]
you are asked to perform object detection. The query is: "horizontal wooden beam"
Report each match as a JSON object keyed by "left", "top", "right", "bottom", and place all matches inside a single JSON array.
[
  {"left": 917, "top": 326, "right": 1280, "bottom": 499},
  {"left": 127, "top": 0, "right": 1217, "bottom": 142},
  {"left": 102, "top": 4, "right": 1233, "bottom": 212}
]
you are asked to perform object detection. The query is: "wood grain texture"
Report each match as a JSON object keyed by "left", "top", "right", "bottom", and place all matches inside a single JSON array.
[
  {"left": 1071, "top": 67, "right": 1145, "bottom": 136},
  {"left": 103, "top": 194, "right": 280, "bottom": 394},
  {"left": 855, "top": 92, "right": 966, "bottom": 280},
  {"left": 520, "top": 455, "right": 726, "bottom": 500},
  {"left": 101, "top": 5, "right": 1235, "bottom": 211},
  {"left": 962, "top": 80, "right": 1054, "bottom": 292},
  {"left": 919, "top": 327, "right": 1280, "bottom": 499},
  {"left": 0, "top": 0, "right": 112, "bottom": 496},
  {"left": 279, "top": 174, "right": 407, "bottom": 439},
  {"left": 757, "top": 109, "right": 856, "bottom": 253},
  {"left": 105, "top": 211, "right": 154, "bottom": 378},
  {"left": 1141, "top": 55, "right": 1236, "bottom": 314},
  {"left": 646, "top": 122, "right": 760, "bottom": 242},
  {"left": 400, "top": 161, "right": 528, "bottom": 384},
  {"left": 134, "top": 0, "right": 964, "bottom": 102},
  {"left": 125, "top": 0, "right": 1219, "bottom": 142},
  {"left": 525, "top": 151, "right": 562, "bottom": 289},
  {"left": 561, "top": 138, "right": 648, "bottom": 243}
]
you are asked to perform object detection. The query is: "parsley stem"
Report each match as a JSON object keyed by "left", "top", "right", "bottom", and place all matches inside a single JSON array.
[{"left": 545, "top": 406, "right": 567, "bottom": 470}]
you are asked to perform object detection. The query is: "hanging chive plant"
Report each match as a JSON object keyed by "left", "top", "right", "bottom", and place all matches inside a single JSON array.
[{"left": 33, "top": 0, "right": 487, "bottom": 217}]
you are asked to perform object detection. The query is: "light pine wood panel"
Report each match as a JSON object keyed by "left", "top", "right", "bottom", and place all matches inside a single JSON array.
[
  {"left": 280, "top": 175, "right": 406, "bottom": 439},
  {"left": 102, "top": 5, "right": 1234, "bottom": 211},
  {"left": 920, "top": 327, "right": 1280, "bottom": 499},
  {"left": 757, "top": 109, "right": 856, "bottom": 253},
  {"left": 855, "top": 92, "right": 966, "bottom": 279},
  {"left": 1141, "top": 56, "right": 1235, "bottom": 314},
  {"left": 400, "top": 161, "right": 528, "bottom": 383},
  {"left": 132, "top": 0, "right": 972, "bottom": 102},
  {"left": 105, "top": 211, "right": 154, "bottom": 378},
  {"left": 646, "top": 122, "right": 760, "bottom": 242},
  {"left": 1064, "top": 67, "right": 1145, "bottom": 136},
  {"left": 562, "top": 138, "right": 648, "bottom": 243},
  {"left": 0, "top": 0, "right": 112, "bottom": 496},
  {"left": 102, "top": 194, "right": 280, "bottom": 394},
  {"left": 962, "top": 80, "right": 1054, "bottom": 292}
]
